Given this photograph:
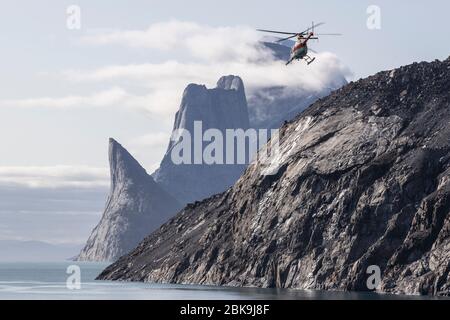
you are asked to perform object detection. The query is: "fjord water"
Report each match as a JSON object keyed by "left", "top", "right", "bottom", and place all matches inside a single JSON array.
[{"left": 0, "top": 262, "right": 440, "bottom": 300}]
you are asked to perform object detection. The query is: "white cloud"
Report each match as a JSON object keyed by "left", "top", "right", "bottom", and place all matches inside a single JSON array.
[
  {"left": 0, "top": 87, "right": 127, "bottom": 109},
  {"left": 58, "top": 53, "right": 349, "bottom": 120},
  {"left": 0, "top": 20, "right": 351, "bottom": 123},
  {"left": 0, "top": 86, "right": 179, "bottom": 119},
  {"left": 72, "top": 21, "right": 350, "bottom": 120},
  {"left": 64, "top": 55, "right": 347, "bottom": 89},
  {"left": 0, "top": 166, "right": 109, "bottom": 188},
  {"left": 80, "top": 20, "right": 270, "bottom": 63},
  {"left": 81, "top": 21, "right": 201, "bottom": 50}
]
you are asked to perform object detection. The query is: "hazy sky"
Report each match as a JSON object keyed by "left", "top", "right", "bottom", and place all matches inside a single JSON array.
[{"left": 0, "top": 0, "right": 449, "bottom": 245}]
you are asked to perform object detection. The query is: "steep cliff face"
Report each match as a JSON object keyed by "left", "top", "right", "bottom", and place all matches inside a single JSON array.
[
  {"left": 153, "top": 75, "right": 250, "bottom": 205},
  {"left": 98, "top": 57, "right": 450, "bottom": 295},
  {"left": 77, "top": 139, "right": 182, "bottom": 262}
]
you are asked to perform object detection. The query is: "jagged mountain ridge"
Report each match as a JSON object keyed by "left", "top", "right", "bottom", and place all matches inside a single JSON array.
[
  {"left": 77, "top": 139, "right": 182, "bottom": 261},
  {"left": 98, "top": 57, "right": 450, "bottom": 295}
]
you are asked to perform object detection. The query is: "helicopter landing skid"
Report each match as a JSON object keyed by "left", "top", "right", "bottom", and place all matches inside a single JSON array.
[{"left": 307, "top": 57, "right": 316, "bottom": 65}]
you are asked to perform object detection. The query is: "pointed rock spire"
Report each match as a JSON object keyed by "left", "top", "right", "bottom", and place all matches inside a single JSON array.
[
  {"left": 108, "top": 138, "right": 149, "bottom": 189},
  {"left": 77, "top": 138, "right": 182, "bottom": 262}
]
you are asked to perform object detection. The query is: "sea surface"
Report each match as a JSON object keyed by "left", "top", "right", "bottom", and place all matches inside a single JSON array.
[{"left": 0, "top": 261, "right": 444, "bottom": 300}]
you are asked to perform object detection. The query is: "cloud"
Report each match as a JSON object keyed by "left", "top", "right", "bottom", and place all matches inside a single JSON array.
[
  {"left": 64, "top": 55, "right": 347, "bottom": 89},
  {"left": 0, "top": 166, "right": 109, "bottom": 188},
  {"left": 80, "top": 20, "right": 271, "bottom": 63},
  {"left": 81, "top": 21, "right": 202, "bottom": 50},
  {"left": 1, "top": 20, "right": 351, "bottom": 123},
  {"left": 0, "top": 86, "right": 180, "bottom": 119},
  {"left": 58, "top": 54, "right": 349, "bottom": 120},
  {"left": 0, "top": 87, "right": 127, "bottom": 109},
  {"left": 72, "top": 21, "right": 350, "bottom": 119}
]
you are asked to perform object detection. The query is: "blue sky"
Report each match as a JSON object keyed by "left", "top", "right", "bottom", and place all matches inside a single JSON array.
[{"left": 0, "top": 0, "right": 449, "bottom": 245}]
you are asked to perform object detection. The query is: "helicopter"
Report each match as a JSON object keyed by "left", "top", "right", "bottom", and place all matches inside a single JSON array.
[{"left": 257, "top": 22, "right": 341, "bottom": 65}]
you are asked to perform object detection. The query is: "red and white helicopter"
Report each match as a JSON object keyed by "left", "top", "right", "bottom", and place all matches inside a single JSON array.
[{"left": 258, "top": 22, "right": 341, "bottom": 65}]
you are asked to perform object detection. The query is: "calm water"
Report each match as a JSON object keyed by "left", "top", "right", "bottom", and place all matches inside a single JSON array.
[{"left": 0, "top": 262, "right": 443, "bottom": 300}]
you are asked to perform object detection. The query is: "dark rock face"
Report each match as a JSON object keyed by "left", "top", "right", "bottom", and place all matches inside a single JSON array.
[
  {"left": 248, "top": 85, "right": 345, "bottom": 130},
  {"left": 77, "top": 139, "right": 182, "bottom": 262},
  {"left": 98, "top": 58, "right": 450, "bottom": 295},
  {"left": 153, "top": 75, "right": 250, "bottom": 205}
]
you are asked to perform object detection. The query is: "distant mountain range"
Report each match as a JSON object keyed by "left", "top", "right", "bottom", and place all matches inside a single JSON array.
[{"left": 0, "top": 240, "right": 82, "bottom": 262}]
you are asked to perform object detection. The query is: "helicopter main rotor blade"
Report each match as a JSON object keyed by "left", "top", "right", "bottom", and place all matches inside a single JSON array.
[
  {"left": 257, "top": 29, "right": 297, "bottom": 35},
  {"left": 315, "top": 33, "right": 342, "bottom": 36},
  {"left": 299, "top": 22, "right": 326, "bottom": 35},
  {"left": 276, "top": 35, "right": 319, "bottom": 42},
  {"left": 276, "top": 34, "right": 299, "bottom": 42},
  {"left": 259, "top": 22, "right": 333, "bottom": 42}
]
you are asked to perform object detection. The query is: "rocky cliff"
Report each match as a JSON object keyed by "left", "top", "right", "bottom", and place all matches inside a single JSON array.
[
  {"left": 98, "top": 57, "right": 450, "bottom": 295},
  {"left": 153, "top": 75, "right": 250, "bottom": 205},
  {"left": 77, "top": 138, "right": 182, "bottom": 261}
]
